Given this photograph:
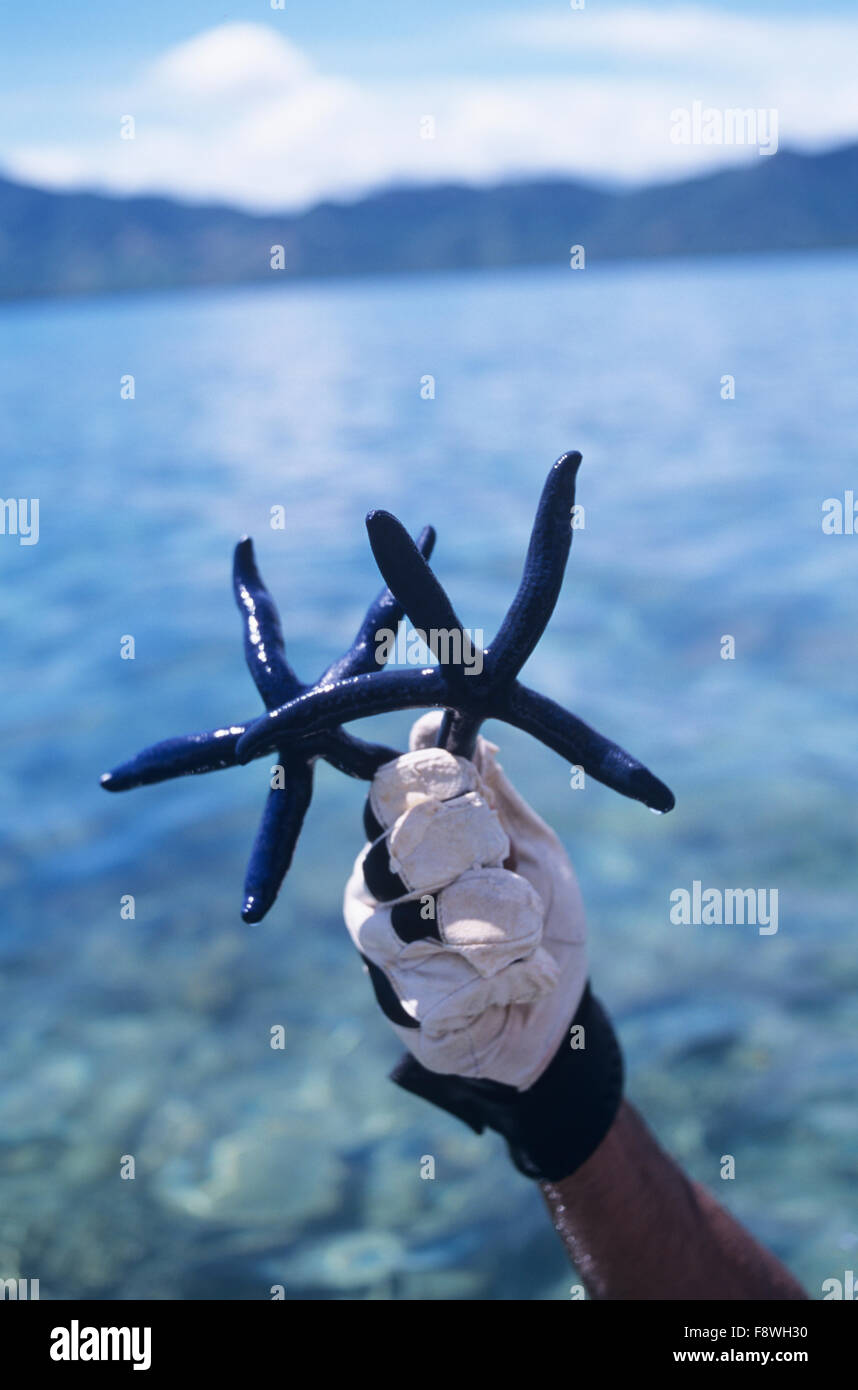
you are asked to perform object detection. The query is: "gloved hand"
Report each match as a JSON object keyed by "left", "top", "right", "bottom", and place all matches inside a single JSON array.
[{"left": 343, "top": 713, "right": 623, "bottom": 1181}]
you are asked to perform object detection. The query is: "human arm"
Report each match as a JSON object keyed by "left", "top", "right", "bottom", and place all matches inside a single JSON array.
[{"left": 345, "top": 714, "right": 806, "bottom": 1300}]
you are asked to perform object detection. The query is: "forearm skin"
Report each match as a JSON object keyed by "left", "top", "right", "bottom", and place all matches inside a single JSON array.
[{"left": 541, "top": 1100, "right": 808, "bottom": 1301}]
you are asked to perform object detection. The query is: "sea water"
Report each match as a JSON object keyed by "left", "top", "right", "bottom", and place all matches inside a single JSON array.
[{"left": 0, "top": 251, "right": 856, "bottom": 1299}]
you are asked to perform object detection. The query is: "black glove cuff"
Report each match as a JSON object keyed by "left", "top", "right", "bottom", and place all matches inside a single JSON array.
[{"left": 390, "top": 983, "right": 623, "bottom": 1182}]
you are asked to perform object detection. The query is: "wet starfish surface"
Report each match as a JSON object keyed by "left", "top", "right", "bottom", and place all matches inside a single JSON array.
[
  {"left": 103, "top": 452, "right": 674, "bottom": 924},
  {"left": 101, "top": 526, "right": 436, "bottom": 922},
  {"left": 237, "top": 453, "right": 675, "bottom": 816}
]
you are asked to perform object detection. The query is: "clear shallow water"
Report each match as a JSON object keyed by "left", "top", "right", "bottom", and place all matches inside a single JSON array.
[{"left": 0, "top": 252, "right": 856, "bottom": 1300}]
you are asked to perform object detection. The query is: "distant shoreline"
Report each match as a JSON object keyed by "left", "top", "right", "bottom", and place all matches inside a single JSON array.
[{"left": 1, "top": 143, "right": 856, "bottom": 302}]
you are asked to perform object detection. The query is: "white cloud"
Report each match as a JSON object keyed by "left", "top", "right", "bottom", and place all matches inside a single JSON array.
[
  {"left": 7, "top": 26, "right": 370, "bottom": 211},
  {"left": 498, "top": 5, "right": 858, "bottom": 78},
  {"left": 3, "top": 13, "right": 858, "bottom": 211},
  {"left": 147, "top": 23, "right": 313, "bottom": 102}
]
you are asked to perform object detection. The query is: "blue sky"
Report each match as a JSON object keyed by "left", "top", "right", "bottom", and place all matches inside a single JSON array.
[{"left": 3, "top": 1, "right": 857, "bottom": 209}]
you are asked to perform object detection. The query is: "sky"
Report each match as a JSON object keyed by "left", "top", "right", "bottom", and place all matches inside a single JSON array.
[{"left": 2, "top": 0, "right": 858, "bottom": 211}]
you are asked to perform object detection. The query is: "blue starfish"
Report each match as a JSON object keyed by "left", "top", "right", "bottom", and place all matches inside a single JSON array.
[
  {"left": 235, "top": 453, "right": 675, "bottom": 814},
  {"left": 100, "top": 526, "right": 436, "bottom": 921}
]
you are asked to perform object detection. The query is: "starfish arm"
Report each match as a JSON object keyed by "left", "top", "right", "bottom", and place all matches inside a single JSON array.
[
  {"left": 505, "top": 682, "right": 675, "bottom": 813},
  {"left": 365, "top": 511, "right": 476, "bottom": 691},
  {"left": 320, "top": 524, "right": 437, "bottom": 684},
  {"left": 317, "top": 729, "right": 400, "bottom": 779},
  {"left": 100, "top": 720, "right": 261, "bottom": 792},
  {"left": 488, "top": 452, "right": 582, "bottom": 685},
  {"left": 233, "top": 537, "right": 304, "bottom": 709},
  {"left": 436, "top": 709, "right": 484, "bottom": 759},
  {"left": 235, "top": 667, "right": 450, "bottom": 763},
  {"left": 241, "top": 757, "right": 315, "bottom": 922}
]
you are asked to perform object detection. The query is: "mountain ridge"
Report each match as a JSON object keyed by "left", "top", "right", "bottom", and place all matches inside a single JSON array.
[{"left": 1, "top": 143, "right": 856, "bottom": 299}]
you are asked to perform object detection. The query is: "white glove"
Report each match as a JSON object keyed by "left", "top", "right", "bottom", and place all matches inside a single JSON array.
[{"left": 343, "top": 712, "right": 588, "bottom": 1089}]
